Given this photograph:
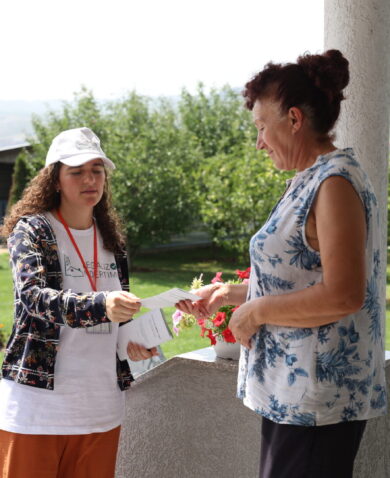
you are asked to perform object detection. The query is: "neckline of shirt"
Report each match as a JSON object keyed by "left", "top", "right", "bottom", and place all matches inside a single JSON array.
[
  {"left": 46, "top": 211, "right": 95, "bottom": 237},
  {"left": 291, "top": 147, "right": 353, "bottom": 182}
]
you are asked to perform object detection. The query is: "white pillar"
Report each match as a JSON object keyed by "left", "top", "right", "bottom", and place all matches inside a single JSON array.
[{"left": 324, "top": 0, "right": 390, "bottom": 342}]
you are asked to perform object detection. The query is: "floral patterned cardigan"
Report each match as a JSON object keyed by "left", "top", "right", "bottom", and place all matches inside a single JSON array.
[{"left": 1, "top": 214, "right": 134, "bottom": 391}]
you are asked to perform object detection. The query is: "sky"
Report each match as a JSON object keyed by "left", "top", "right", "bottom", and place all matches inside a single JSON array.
[{"left": 0, "top": 0, "right": 324, "bottom": 101}]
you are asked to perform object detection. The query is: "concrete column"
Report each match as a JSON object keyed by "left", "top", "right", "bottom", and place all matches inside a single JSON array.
[{"left": 324, "top": 0, "right": 390, "bottom": 340}]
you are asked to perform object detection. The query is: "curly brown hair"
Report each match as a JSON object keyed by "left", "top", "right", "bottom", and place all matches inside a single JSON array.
[{"left": 1, "top": 163, "right": 126, "bottom": 253}]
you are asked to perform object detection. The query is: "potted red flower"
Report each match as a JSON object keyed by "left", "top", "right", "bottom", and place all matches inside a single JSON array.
[{"left": 172, "top": 267, "right": 250, "bottom": 359}]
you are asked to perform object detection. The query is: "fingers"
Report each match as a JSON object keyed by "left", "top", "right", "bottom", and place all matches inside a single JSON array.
[
  {"left": 175, "top": 299, "right": 194, "bottom": 314},
  {"left": 175, "top": 283, "right": 225, "bottom": 319},
  {"left": 175, "top": 300, "right": 209, "bottom": 319},
  {"left": 231, "top": 319, "right": 253, "bottom": 350},
  {"left": 106, "top": 291, "right": 141, "bottom": 323},
  {"left": 239, "top": 336, "right": 252, "bottom": 350},
  {"left": 119, "top": 291, "right": 141, "bottom": 311},
  {"left": 232, "top": 329, "right": 251, "bottom": 350},
  {"left": 107, "top": 309, "right": 136, "bottom": 323},
  {"left": 207, "top": 295, "right": 222, "bottom": 314},
  {"left": 195, "top": 300, "right": 211, "bottom": 318},
  {"left": 192, "top": 283, "right": 218, "bottom": 299},
  {"left": 230, "top": 313, "right": 252, "bottom": 350},
  {"left": 127, "top": 342, "right": 159, "bottom": 361}
]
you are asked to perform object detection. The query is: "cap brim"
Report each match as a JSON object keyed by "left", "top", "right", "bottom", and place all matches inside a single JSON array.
[{"left": 59, "top": 153, "right": 116, "bottom": 170}]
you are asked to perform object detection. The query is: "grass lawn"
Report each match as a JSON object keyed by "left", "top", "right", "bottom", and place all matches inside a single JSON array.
[{"left": 1, "top": 249, "right": 390, "bottom": 362}]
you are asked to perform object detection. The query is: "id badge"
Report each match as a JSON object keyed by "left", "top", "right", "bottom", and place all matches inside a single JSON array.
[{"left": 86, "top": 323, "right": 112, "bottom": 334}]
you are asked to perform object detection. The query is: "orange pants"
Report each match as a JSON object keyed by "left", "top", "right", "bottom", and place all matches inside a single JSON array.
[{"left": 0, "top": 426, "right": 121, "bottom": 478}]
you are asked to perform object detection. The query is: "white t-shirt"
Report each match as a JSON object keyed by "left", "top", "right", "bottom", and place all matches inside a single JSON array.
[{"left": 0, "top": 212, "right": 126, "bottom": 434}]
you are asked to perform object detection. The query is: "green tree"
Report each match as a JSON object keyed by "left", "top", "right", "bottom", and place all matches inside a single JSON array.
[
  {"left": 179, "top": 83, "right": 253, "bottom": 158},
  {"left": 105, "top": 93, "right": 202, "bottom": 257},
  {"left": 8, "top": 152, "right": 34, "bottom": 207},
  {"left": 8, "top": 89, "right": 201, "bottom": 259},
  {"left": 178, "top": 83, "right": 290, "bottom": 260},
  {"left": 198, "top": 141, "right": 290, "bottom": 259}
]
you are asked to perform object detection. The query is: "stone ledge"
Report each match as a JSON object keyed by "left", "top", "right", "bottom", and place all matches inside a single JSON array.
[{"left": 116, "top": 347, "right": 390, "bottom": 478}]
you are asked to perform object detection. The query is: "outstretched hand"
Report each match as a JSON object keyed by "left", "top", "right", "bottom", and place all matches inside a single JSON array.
[
  {"left": 106, "top": 291, "right": 141, "bottom": 323},
  {"left": 175, "top": 283, "right": 227, "bottom": 318}
]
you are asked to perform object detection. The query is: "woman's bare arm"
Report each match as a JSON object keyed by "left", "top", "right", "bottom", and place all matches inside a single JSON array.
[{"left": 230, "top": 176, "right": 367, "bottom": 347}]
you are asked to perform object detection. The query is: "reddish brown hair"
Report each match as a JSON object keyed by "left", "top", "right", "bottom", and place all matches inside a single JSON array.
[{"left": 243, "top": 49, "right": 349, "bottom": 139}]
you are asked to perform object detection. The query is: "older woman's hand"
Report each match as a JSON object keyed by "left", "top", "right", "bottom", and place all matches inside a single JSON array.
[
  {"left": 175, "top": 283, "right": 227, "bottom": 318},
  {"left": 127, "top": 342, "right": 159, "bottom": 361},
  {"left": 229, "top": 299, "right": 262, "bottom": 349}
]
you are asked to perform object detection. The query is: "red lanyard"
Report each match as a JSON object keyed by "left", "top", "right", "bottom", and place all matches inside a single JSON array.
[{"left": 57, "top": 209, "right": 98, "bottom": 292}]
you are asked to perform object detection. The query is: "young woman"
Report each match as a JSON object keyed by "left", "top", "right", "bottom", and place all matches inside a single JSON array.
[{"left": 0, "top": 127, "right": 158, "bottom": 478}]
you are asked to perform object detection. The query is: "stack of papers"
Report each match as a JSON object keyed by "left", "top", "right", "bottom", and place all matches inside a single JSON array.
[
  {"left": 117, "top": 309, "right": 172, "bottom": 360},
  {"left": 117, "top": 288, "right": 201, "bottom": 356}
]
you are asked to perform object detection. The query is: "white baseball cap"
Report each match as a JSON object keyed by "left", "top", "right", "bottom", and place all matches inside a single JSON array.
[{"left": 45, "top": 127, "right": 115, "bottom": 170}]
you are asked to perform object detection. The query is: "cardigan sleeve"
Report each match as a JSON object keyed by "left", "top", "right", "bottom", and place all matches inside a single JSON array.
[{"left": 8, "top": 218, "right": 111, "bottom": 328}]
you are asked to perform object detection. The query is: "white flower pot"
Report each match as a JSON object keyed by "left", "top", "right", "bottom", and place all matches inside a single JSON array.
[{"left": 213, "top": 337, "right": 241, "bottom": 360}]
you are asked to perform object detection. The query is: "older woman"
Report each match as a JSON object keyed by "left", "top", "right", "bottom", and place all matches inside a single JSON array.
[{"left": 178, "top": 50, "right": 386, "bottom": 478}]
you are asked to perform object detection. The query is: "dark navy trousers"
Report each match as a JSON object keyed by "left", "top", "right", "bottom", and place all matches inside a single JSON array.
[{"left": 259, "top": 417, "right": 367, "bottom": 478}]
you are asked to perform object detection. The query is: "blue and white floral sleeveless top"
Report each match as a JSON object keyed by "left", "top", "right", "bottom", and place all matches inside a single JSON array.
[{"left": 237, "top": 148, "right": 387, "bottom": 426}]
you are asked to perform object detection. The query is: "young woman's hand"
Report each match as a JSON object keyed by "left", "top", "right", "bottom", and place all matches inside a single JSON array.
[
  {"left": 106, "top": 291, "right": 141, "bottom": 323},
  {"left": 127, "top": 342, "right": 159, "bottom": 361}
]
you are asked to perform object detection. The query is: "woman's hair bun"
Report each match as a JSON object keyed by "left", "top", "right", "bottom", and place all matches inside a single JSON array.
[
  {"left": 297, "top": 49, "right": 349, "bottom": 102},
  {"left": 243, "top": 48, "right": 350, "bottom": 137}
]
